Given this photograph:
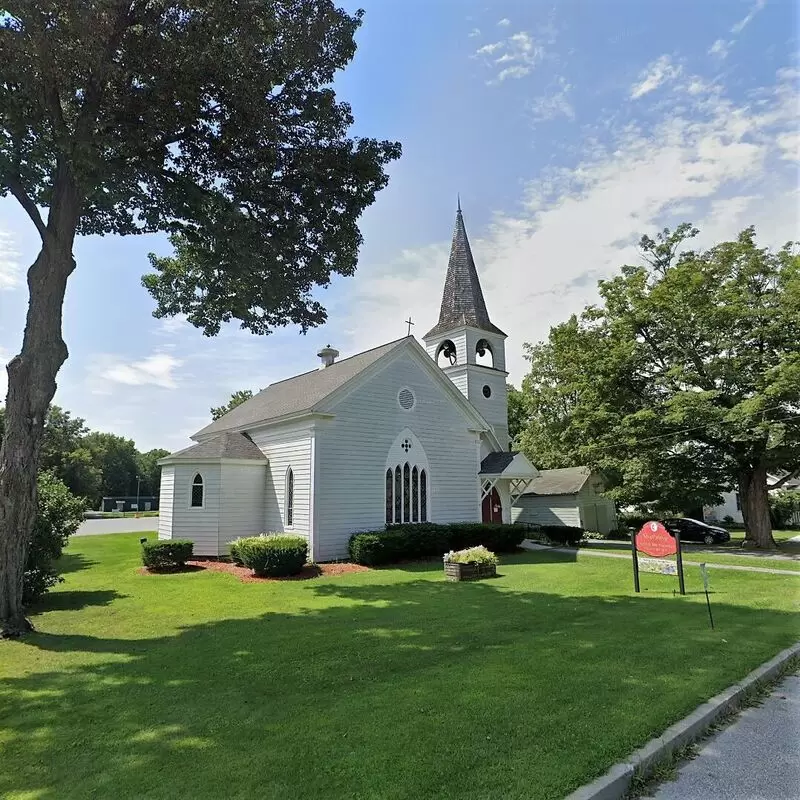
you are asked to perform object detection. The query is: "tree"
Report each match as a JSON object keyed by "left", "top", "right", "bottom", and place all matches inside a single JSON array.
[
  {"left": 518, "top": 225, "right": 800, "bottom": 547},
  {"left": 83, "top": 432, "right": 140, "bottom": 500},
  {"left": 210, "top": 390, "right": 254, "bottom": 421},
  {"left": 507, "top": 385, "right": 530, "bottom": 447},
  {"left": 136, "top": 448, "right": 171, "bottom": 498},
  {"left": 24, "top": 471, "right": 84, "bottom": 604},
  {"left": 0, "top": 2, "right": 399, "bottom": 636}
]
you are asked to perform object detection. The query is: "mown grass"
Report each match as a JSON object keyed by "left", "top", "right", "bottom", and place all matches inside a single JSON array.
[{"left": 1, "top": 533, "right": 798, "bottom": 800}]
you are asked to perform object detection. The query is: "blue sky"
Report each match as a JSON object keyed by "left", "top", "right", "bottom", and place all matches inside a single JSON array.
[{"left": 0, "top": 0, "right": 797, "bottom": 451}]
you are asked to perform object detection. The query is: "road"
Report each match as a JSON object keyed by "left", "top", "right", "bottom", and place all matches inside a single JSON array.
[
  {"left": 647, "top": 673, "right": 800, "bottom": 800},
  {"left": 75, "top": 516, "right": 159, "bottom": 536}
]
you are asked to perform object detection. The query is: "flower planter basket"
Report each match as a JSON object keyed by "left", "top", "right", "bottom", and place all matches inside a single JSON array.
[{"left": 444, "top": 561, "right": 497, "bottom": 582}]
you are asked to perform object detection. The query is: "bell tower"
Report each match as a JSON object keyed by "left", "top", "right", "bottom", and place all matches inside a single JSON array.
[{"left": 423, "top": 203, "right": 510, "bottom": 449}]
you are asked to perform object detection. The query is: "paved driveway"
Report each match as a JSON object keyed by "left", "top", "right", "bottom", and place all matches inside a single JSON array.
[
  {"left": 648, "top": 673, "right": 800, "bottom": 800},
  {"left": 75, "top": 517, "right": 159, "bottom": 536}
]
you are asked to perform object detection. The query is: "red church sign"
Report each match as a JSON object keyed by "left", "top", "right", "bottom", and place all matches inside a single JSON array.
[
  {"left": 631, "top": 520, "right": 685, "bottom": 595},
  {"left": 635, "top": 521, "right": 677, "bottom": 558}
]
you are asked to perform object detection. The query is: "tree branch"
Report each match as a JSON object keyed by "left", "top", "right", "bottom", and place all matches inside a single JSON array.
[
  {"left": 4, "top": 174, "right": 47, "bottom": 241},
  {"left": 768, "top": 470, "right": 800, "bottom": 490}
]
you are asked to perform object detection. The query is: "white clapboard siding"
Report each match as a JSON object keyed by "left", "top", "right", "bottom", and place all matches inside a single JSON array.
[
  {"left": 219, "top": 463, "right": 267, "bottom": 552},
  {"left": 511, "top": 496, "right": 582, "bottom": 528},
  {"left": 158, "top": 465, "right": 175, "bottom": 541},
  {"left": 314, "top": 352, "right": 481, "bottom": 561},
  {"left": 249, "top": 423, "right": 313, "bottom": 542},
  {"left": 166, "top": 463, "right": 221, "bottom": 556}
]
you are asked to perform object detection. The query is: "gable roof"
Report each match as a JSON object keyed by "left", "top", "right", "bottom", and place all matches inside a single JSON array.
[
  {"left": 425, "top": 206, "right": 506, "bottom": 339},
  {"left": 194, "top": 338, "right": 409, "bottom": 438},
  {"left": 480, "top": 452, "right": 516, "bottom": 474},
  {"left": 161, "top": 432, "right": 267, "bottom": 463},
  {"left": 523, "top": 466, "right": 592, "bottom": 496},
  {"left": 480, "top": 451, "right": 539, "bottom": 479}
]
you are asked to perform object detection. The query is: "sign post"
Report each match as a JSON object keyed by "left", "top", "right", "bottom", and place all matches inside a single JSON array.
[{"left": 632, "top": 521, "right": 685, "bottom": 595}]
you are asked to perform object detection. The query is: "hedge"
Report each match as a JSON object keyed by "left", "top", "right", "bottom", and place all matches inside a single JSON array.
[
  {"left": 234, "top": 534, "right": 308, "bottom": 577},
  {"left": 348, "top": 522, "right": 525, "bottom": 566},
  {"left": 142, "top": 539, "right": 194, "bottom": 571}
]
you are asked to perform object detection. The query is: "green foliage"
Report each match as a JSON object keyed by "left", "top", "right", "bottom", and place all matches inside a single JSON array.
[
  {"left": 136, "top": 448, "right": 171, "bottom": 497},
  {"left": 210, "top": 390, "right": 255, "bottom": 421},
  {"left": 235, "top": 535, "right": 308, "bottom": 577},
  {"left": 507, "top": 384, "right": 530, "bottom": 445},
  {"left": 141, "top": 540, "right": 194, "bottom": 571},
  {"left": 348, "top": 523, "right": 525, "bottom": 566},
  {"left": 770, "top": 490, "right": 800, "bottom": 528},
  {"left": 443, "top": 546, "right": 498, "bottom": 565},
  {"left": 536, "top": 526, "right": 584, "bottom": 547},
  {"left": 229, "top": 539, "right": 244, "bottom": 565},
  {"left": 517, "top": 224, "right": 800, "bottom": 545},
  {"left": 24, "top": 472, "right": 84, "bottom": 604}
]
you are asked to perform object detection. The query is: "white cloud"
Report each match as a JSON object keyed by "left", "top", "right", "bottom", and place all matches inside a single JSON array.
[
  {"left": 475, "top": 29, "right": 544, "bottom": 84},
  {"left": 708, "top": 38, "right": 730, "bottom": 59},
  {"left": 497, "top": 18, "right": 511, "bottom": 27},
  {"left": 530, "top": 78, "right": 575, "bottom": 122},
  {"left": 90, "top": 352, "right": 182, "bottom": 391},
  {"left": 630, "top": 55, "right": 682, "bottom": 99},
  {"left": 468, "top": 27, "right": 481, "bottom": 38},
  {"left": 340, "top": 67, "right": 798, "bottom": 384},
  {"left": 0, "top": 228, "right": 21, "bottom": 291},
  {"left": 731, "top": 0, "right": 766, "bottom": 34}
]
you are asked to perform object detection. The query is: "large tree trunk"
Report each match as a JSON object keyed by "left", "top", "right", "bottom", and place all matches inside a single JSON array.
[
  {"left": 0, "top": 242, "right": 76, "bottom": 638},
  {"left": 738, "top": 464, "right": 776, "bottom": 549}
]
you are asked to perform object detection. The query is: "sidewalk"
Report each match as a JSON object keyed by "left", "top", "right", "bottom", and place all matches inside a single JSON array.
[{"left": 646, "top": 673, "right": 800, "bottom": 800}]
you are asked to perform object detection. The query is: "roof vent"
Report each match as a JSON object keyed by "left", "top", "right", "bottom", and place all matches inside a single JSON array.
[{"left": 317, "top": 344, "right": 339, "bottom": 368}]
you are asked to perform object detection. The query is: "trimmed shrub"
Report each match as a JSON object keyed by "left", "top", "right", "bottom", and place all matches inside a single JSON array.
[
  {"left": 539, "top": 525, "right": 583, "bottom": 547},
  {"left": 236, "top": 534, "right": 308, "bottom": 577},
  {"left": 141, "top": 539, "right": 194, "bottom": 571},
  {"left": 25, "top": 471, "right": 85, "bottom": 604},
  {"left": 348, "top": 522, "right": 525, "bottom": 566},
  {"left": 229, "top": 538, "right": 244, "bottom": 565}
]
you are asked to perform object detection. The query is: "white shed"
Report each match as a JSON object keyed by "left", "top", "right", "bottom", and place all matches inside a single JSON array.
[{"left": 511, "top": 466, "right": 618, "bottom": 534}]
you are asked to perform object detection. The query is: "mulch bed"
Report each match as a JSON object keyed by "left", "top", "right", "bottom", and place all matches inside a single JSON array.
[{"left": 140, "top": 560, "right": 369, "bottom": 583}]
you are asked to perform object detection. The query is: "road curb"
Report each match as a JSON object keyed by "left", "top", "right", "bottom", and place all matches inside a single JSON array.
[{"left": 564, "top": 641, "right": 800, "bottom": 800}]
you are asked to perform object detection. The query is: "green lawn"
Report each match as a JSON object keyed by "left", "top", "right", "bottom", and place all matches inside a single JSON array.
[{"left": 1, "top": 533, "right": 798, "bottom": 800}]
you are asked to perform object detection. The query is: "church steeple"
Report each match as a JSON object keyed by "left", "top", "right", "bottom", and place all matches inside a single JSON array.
[
  {"left": 423, "top": 204, "right": 510, "bottom": 449},
  {"left": 424, "top": 205, "right": 506, "bottom": 339}
]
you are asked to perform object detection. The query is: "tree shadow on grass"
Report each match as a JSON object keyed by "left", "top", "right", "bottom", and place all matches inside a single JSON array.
[
  {"left": 0, "top": 569, "right": 796, "bottom": 800},
  {"left": 56, "top": 551, "right": 98, "bottom": 575},
  {"left": 29, "top": 589, "right": 125, "bottom": 614}
]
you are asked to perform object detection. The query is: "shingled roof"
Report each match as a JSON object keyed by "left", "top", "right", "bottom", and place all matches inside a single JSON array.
[
  {"left": 425, "top": 205, "right": 506, "bottom": 339},
  {"left": 523, "top": 466, "right": 592, "bottom": 496},
  {"left": 161, "top": 432, "right": 267, "bottom": 463},
  {"left": 194, "top": 338, "right": 408, "bottom": 438}
]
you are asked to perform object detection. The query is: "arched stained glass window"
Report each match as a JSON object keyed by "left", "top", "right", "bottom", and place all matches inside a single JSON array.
[
  {"left": 412, "top": 466, "right": 419, "bottom": 522},
  {"left": 420, "top": 469, "right": 427, "bottom": 522},
  {"left": 394, "top": 466, "right": 402, "bottom": 523},
  {"left": 191, "top": 473, "right": 204, "bottom": 507},
  {"left": 285, "top": 468, "right": 294, "bottom": 526},
  {"left": 403, "top": 463, "right": 411, "bottom": 522},
  {"left": 385, "top": 469, "right": 393, "bottom": 524}
]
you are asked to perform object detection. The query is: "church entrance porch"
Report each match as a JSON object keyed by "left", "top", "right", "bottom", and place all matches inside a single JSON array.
[{"left": 482, "top": 487, "right": 502, "bottom": 523}]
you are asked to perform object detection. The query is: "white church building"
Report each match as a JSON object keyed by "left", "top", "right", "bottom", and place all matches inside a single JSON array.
[{"left": 157, "top": 207, "right": 539, "bottom": 560}]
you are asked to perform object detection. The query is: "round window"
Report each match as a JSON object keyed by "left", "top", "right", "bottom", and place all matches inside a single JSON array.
[
  {"left": 482, "top": 385, "right": 492, "bottom": 398},
  {"left": 398, "top": 387, "right": 416, "bottom": 410}
]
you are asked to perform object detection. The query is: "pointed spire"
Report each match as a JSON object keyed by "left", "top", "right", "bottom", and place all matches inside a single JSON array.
[{"left": 424, "top": 204, "right": 506, "bottom": 339}]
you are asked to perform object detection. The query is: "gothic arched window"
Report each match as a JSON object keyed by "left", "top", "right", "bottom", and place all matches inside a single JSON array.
[
  {"left": 385, "top": 431, "right": 430, "bottom": 524},
  {"left": 191, "top": 473, "right": 204, "bottom": 507},
  {"left": 285, "top": 468, "right": 294, "bottom": 526}
]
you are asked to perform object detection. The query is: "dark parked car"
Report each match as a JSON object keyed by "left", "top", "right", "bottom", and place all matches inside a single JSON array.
[{"left": 662, "top": 517, "right": 731, "bottom": 545}]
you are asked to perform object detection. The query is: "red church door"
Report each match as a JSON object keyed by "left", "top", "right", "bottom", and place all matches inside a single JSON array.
[{"left": 482, "top": 487, "right": 503, "bottom": 524}]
